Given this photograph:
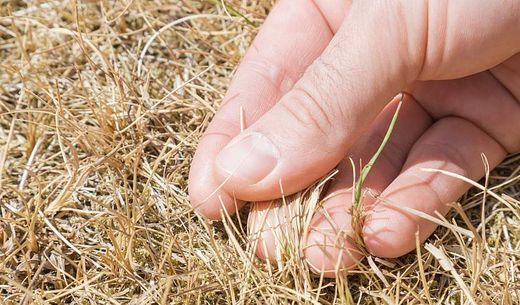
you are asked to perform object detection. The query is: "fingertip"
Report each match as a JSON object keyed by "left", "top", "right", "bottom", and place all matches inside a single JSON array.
[
  {"left": 304, "top": 193, "right": 363, "bottom": 277},
  {"left": 215, "top": 132, "right": 280, "bottom": 186},
  {"left": 188, "top": 187, "right": 241, "bottom": 220},
  {"left": 247, "top": 201, "right": 285, "bottom": 261},
  {"left": 188, "top": 134, "right": 244, "bottom": 220},
  {"left": 305, "top": 231, "right": 355, "bottom": 278},
  {"left": 188, "top": 179, "right": 243, "bottom": 221},
  {"left": 361, "top": 186, "right": 440, "bottom": 258},
  {"left": 362, "top": 209, "right": 417, "bottom": 258},
  {"left": 363, "top": 116, "right": 507, "bottom": 258}
]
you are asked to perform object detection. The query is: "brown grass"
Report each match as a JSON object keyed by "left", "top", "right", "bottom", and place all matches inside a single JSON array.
[{"left": 1, "top": 1, "right": 519, "bottom": 304}]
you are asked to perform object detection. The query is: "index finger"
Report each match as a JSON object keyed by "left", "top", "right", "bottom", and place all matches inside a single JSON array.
[{"left": 188, "top": 0, "right": 349, "bottom": 219}]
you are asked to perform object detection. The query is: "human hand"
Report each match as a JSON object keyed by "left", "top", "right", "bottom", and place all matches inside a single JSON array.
[{"left": 188, "top": 0, "right": 520, "bottom": 276}]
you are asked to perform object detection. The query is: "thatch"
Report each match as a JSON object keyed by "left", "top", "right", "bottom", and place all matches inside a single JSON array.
[{"left": 1, "top": 1, "right": 519, "bottom": 304}]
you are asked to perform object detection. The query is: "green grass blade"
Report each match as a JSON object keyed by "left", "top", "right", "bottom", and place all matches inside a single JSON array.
[
  {"left": 354, "top": 100, "right": 403, "bottom": 204},
  {"left": 211, "top": 0, "right": 256, "bottom": 26}
]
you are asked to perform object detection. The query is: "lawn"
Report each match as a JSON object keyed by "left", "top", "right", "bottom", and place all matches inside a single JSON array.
[{"left": 1, "top": 1, "right": 519, "bottom": 304}]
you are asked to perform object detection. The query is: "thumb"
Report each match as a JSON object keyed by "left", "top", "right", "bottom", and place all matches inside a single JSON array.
[
  {"left": 213, "top": 1, "right": 425, "bottom": 201},
  {"left": 213, "top": 0, "right": 519, "bottom": 201}
]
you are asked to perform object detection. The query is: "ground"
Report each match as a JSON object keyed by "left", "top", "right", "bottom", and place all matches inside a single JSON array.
[{"left": 0, "top": 1, "right": 519, "bottom": 304}]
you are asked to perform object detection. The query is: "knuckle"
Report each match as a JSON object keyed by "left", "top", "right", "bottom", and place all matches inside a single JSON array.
[
  {"left": 282, "top": 85, "right": 336, "bottom": 138},
  {"left": 313, "top": 55, "right": 345, "bottom": 86},
  {"left": 402, "top": 170, "right": 445, "bottom": 211},
  {"left": 203, "top": 115, "right": 240, "bottom": 140},
  {"left": 420, "top": 118, "right": 475, "bottom": 177},
  {"left": 240, "top": 52, "right": 296, "bottom": 95},
  {"left": 376, "top": 0, "right": 430, "bottom": 79},
  {"left": 424, "top": 142, "right": 470, "bottom": 178},
  {"left": 363, "top": 133, "right": 408, "bottom": 173}
]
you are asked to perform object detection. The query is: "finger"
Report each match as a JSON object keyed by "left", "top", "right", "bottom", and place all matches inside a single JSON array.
[
  {"left": 304, "top": 97, "right": 432, "bottom": 276},
  {"left": 420, "top": 1, "right": 520, "bottom": 80},
  {"left": 214, "top": 1, "right": 427, "bottom": 201},
  {"left": 490, "top": 53, "right": 520, "bottom": 104},
  {"left": 305, "top": 68, "right": 520, "bottom": 275},
  {"left": 214, "top": 0, "right": 520, "bottom": 202},
  {"left": 363, "top": 117, "right": 507, "bottom": 258},
  {"left": 247, "top": 96, "right": 432, "bottom": 264},
  {"left": 411, "top": 70, "right": 520, "bottom": 153},
  {"left": 188, "top": 0, "right": 347, "bottom": 219}
]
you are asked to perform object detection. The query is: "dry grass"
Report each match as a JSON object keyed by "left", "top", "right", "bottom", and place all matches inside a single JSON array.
[{"left": 1, "top": 1, "right": 519, "bottom": 304}]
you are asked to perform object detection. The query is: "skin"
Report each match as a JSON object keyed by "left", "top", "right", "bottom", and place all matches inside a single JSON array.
[{"left": 188, "top": 0, "right": 520, "bottom": 277}]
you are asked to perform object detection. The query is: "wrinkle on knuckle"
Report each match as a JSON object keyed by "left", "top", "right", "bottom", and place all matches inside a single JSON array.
[
  {"left": 202, "top": 116, "right": 240, "bottom": 140},
  {"left": 388, "top": 0, "right": 431, "bottom": 79},
  {"left": 417, "top": 140, "right": 471, "bottom": 179},
  {"left": 305, "top": 55, "right": 354, "bottom": 123},
  {"left": 241, "top": 54, "right": 291, "bottom": 94},
  {"left": 511, "top": 111, "right": 520, "bottom": 153},
  {"left": 402, "top": 170, "right": 444, "bottom": 210},
  {"left": 313, "top": 56, "right": 343, "bottom": 87},
  {"left": 487, "top": 68, "right": 520, "bottom": 153},
  {"left": 364, "top": 135, "right": 407, "bottom": 173},
  {"left": 283, "top": 86, "right": 336, "bottom": 139}
]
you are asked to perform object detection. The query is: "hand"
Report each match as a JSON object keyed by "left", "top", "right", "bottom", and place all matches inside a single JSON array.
[{"left": 188, "top": 0, "right": 520, "bottom": 276}]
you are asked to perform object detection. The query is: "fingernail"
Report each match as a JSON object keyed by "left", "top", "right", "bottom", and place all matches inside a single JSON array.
[{"left": 216, "top": 132, "right": 279, "bottom": 184}]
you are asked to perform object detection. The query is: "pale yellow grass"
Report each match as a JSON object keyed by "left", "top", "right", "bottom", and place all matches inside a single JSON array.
[{"left": 0, "top": 1, "right": 519, "bottom": 304}]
